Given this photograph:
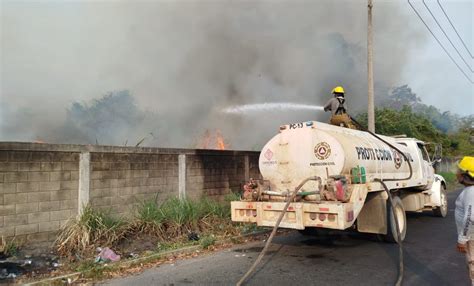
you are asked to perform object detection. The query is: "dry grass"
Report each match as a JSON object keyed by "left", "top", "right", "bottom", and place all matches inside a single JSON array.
[
  {"left": 0, "top": 236, "right": 19, "bottom": 257},
  {"left": 55, "top": 206, "right": 126, "bottom": 256},
  {"left": 55, "top": 194, "right": 241, "bottom": 257}
]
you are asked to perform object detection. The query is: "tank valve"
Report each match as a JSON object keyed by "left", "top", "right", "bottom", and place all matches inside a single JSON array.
[{"left": 242, "top": 178, "right": 258, "bottom": 200}]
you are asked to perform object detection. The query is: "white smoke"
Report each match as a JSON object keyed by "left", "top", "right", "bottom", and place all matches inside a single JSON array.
[{"left": 1, "top": 0, "right": 427, "bottom": 149}]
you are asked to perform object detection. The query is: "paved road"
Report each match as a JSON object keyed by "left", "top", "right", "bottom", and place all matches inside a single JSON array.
[{"left": 104, "top": 189, "right": 469, "bottom": 286}]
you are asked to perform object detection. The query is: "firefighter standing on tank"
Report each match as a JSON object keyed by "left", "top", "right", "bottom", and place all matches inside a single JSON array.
[{"left": 323, "top": 86, "right": 357, "bottom": 129}]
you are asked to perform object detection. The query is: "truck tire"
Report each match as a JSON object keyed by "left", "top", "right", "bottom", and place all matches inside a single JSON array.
[
  {"left": 384, "top": 196, "right": 407, "bottom": 243},
  {"left": 433, "top": 184, "right": 448, "bottom": 218}
]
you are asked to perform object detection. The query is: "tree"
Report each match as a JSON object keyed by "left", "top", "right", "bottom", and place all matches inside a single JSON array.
[
  {"left": 356, "top": 106, "right": 473, "bottom": 156},
  {"left": 383, "top": 84, "right": 467, "bottom": 134},
  {"left": 387, "top": 85, "right": 420, "bottom": 110},
  {"left": 53, "top": 90, "right": 155, "bottom": 145}
]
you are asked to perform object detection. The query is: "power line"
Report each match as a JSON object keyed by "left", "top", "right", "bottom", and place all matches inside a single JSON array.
[
  {"left": 437, "top": 0, "right": 473, "bottom": 59},
  {"left": 422, "top": 0, "right": 473, "bottom": 72},
  {"left": 407, "top": 0, "right": 473, "bottom": 84}
]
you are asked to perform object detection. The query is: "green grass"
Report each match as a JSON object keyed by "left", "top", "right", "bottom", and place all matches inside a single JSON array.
[
  {"left": 79, "top": 206, "right": 123, "bottom": 232},
  {"left": 156, "top": 241, "right": 196, "bottom": 252},
  {"left": 239, "top": 224, "right": 268, "bottom": 235},
  {"left": 76, "top": 260, "right": 109, "bottom": 280},
  {"left": 199, "top": 235, "right": 216, "bottom": 249},
  {"left": 134, "top": 195, "right": 239, "bottom": 238},
  {"left": 133, "top": 201, "right": 165, "bottom": 234},
  {"left": 160, "top": 197, "right": 201, "bottom": 232},
  {"left": 75, "top": 259, "right": 98, "bottom": 272},
  {"left": 5, "top": 240, "right": 18, "bottom": 256},
  {"left": 198, "top": 198, "right": 228, "bottom": 219}
]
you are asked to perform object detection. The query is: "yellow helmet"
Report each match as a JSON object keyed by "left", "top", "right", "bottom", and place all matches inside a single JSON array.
[
  {"left": 332, "top": 86, "right": 345, "bottom": 94},
  {"left": 458, "top": 156, "right": 474, "bottom": 177}
]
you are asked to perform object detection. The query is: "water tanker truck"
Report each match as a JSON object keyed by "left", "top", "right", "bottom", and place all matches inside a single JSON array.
[{"left": 231, "top": 120, "right": 447, "bottom": 242}]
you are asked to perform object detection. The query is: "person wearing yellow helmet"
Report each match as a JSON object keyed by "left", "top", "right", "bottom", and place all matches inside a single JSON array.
[
  {"left": 323, "top": 86, "right": 357, "bottom": 129},
  {"left": 455, "top": 156, "right": 474, "bottom": 282}
]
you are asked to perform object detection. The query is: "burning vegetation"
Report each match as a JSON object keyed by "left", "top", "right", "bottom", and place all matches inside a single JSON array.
[{"left": 198, "top": 129, "right": 230, "bottom": 150}]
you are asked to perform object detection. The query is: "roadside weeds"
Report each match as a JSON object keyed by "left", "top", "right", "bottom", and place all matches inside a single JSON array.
[{"left": 22, "top": 229, "right": 272, "bottom": 285}]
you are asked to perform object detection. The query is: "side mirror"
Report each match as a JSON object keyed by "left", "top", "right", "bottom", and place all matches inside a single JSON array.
[{"left": 425, "top": 142, "right": 442, "bottom": 165}]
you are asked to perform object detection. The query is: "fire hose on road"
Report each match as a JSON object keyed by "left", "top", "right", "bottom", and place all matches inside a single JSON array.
[
  {"left": 236, "top": 117, "right": 413, "bottom": 286},
  {"left": 350, "top": 115, "right": 413, "bottom": 286},
  {"left": 236, "top": 176, "right": 322, "bottom": 286}
]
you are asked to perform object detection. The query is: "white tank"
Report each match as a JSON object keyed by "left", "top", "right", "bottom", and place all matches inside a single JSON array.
[{"left": 259, "top": 121, "right": 418, "bottom": 193}]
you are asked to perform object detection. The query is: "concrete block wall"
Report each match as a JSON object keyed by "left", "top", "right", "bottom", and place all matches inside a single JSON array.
[
  {"left": 0, "top": 142, "right": 260, "bottom": 242},
  {"left": 89, "top": 153, "right": 179, "bottom": 216},
  {"left": 186, "top": 154, "right": 245, "bottom": 200},
  {"left": 0, "top": 150, "right": 79, "bottom": 242}
]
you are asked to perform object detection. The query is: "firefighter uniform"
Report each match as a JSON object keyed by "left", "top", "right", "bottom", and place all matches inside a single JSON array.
[
  {"left": 455, "top": 156, "right": 474, "bottom": 284},
  {"left": 323, "top": 86, "right": 357, "bottom": 129}
]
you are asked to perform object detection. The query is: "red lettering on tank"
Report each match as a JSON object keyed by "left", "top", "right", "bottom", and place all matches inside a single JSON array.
[{"left": 319, "top": 207, "right": 329, "bottom": 212}]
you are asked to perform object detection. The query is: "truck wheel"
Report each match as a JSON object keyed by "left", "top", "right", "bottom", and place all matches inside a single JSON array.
[
  {"left": 384, "top": 196, "right": 407, "bottom": 243},
  {"left": 433, "top": 184, "right": 448, "bottom": 218}
]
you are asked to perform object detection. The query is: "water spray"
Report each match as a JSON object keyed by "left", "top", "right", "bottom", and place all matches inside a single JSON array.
[{"left": 221, "top": 103, "right": 324, "bottom": 115}]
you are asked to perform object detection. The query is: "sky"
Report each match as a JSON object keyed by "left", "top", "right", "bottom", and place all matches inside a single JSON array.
[
  {"left": 401, "top": 0, "right": 473, "bottom": 116},
  {"left": 0, "top": 0, "right": 472, "bottom": 148}
]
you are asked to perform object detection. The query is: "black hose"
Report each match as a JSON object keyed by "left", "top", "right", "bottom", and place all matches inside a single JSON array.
[
  {"left": 379, "top": 180, "right": 404, "bottom": 286},
  {"left": 236, "top": 176, "right": 321, "bottom": 286},
  {"left": 350, "top": 115, "right": 412, "bottom": 286},
  {"left": 350, "top": 116, "right": 413, "bottom": 181}
]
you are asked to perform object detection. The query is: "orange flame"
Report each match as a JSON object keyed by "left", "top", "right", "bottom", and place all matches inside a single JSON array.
[
  {"left": 216, "top": 130, "right": 226, "bottom": 150},
  {"left": 198, "top": 129, "right": 229, "bottom": 150}
]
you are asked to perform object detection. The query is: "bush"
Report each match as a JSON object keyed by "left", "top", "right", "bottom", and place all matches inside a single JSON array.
[
  {"left": 438, "top": 172, "right": 457, "bottom": 185},
  {"left": 133, "top": 201, "right": 165, "bottom": 235},
  {"left": 199, "top": 193, "right": 240, "bottom": 219},
  {"left": 355, "top": 106, "right": 474, "bottom": 157},
  {"left": 198, "top": 198, "right": 228, "bottom": 219},
  {"left": 200, "top": 235, "right": 216, "bottom": 249},
  {"left": 159, "top": 197, "right": 202, "bottom": 236}
]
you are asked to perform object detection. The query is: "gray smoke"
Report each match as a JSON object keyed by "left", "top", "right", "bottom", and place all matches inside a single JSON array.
[{"left": 1, "top": 0, "right": 426, "bottom": 150}]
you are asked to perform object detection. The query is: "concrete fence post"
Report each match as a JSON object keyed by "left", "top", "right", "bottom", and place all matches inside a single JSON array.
[
  {"left": 244, "top": 155, "right": 250, "bottom": 181},
  {"left": 78, "top": 152, "right": 91, "bottom": 216},
  {"left": 178, "top": 154, "right": 186, "bottom": 199}
]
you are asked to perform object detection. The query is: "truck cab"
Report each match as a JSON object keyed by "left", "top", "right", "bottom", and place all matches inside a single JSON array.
[{"left": 395, "top": 138, "right": 435, "bottom": 189}]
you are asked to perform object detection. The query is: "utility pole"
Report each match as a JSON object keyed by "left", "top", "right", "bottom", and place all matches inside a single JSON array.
[{"left": 367, "top": 0, "right": 375, "bottom": 132}]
